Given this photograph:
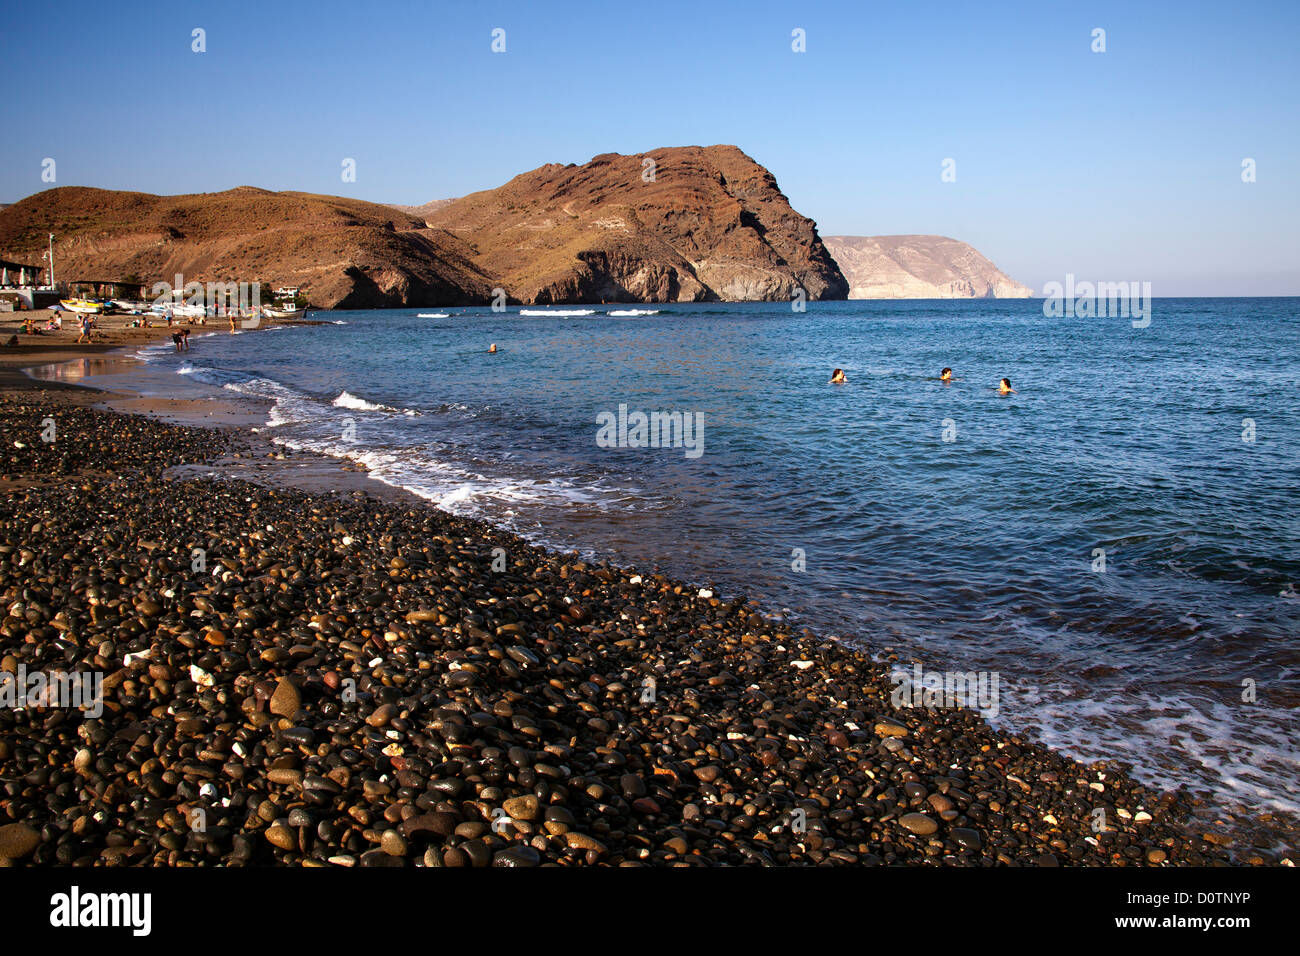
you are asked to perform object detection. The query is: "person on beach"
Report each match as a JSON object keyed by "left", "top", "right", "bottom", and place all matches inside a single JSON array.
[
  {"left": 940, "top": 367, "right": 953, "bottom": 382},
  {"left": 997, "top": 377, "right": 1016, "bottom": 395},
  {"left": 181, "top": 329, "right": 190, "bottom": 351},
  {"left": 172, "top": 331, "right": 184, "bottom": 352},
  {"left": 829, "top": 368, "right": 846, "bottom": 384},
  {"left": 76, "top": 316, "right": 91, "bottom": 345},
  {"left": 229, "top": 313, "right": 237, "bottom": 332}
]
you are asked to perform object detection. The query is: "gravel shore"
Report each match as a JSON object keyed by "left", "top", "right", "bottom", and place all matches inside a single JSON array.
[{"left": 0, "top": 383, "right": 1258, "bottom": 867}]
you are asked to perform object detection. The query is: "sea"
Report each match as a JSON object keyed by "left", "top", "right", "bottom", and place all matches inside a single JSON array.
[{"left": 57, "top": 298, "right": 1300, "bottom": 847}]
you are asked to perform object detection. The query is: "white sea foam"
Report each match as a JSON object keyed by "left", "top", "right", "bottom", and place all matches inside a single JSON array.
[
  {"left": 332, "top": 391, "right": 385, "bottom": 412},
  {"left": 268, "top": 434, "right": 550, "bottom": 514},
  {"left": 417, "top": 313, "right": 450, "bottom": 318},
  {"left": 518, "top": 309, "right": 596, "bottom": 317},
  {"left": 607, "top": 309, "right": 660, "bottom": 316},
  {"left": 331, "top": 391, "right": 419, "bottom": 416}
]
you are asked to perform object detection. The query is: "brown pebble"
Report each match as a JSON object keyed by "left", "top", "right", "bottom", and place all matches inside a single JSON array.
[
  {"left": 269, "top": 678, "right": 300, "bottom": 718},
  {"left": 265, "top": 824, "right": 296, "bottom": 851},
  {"left": 565, "top": 832, "right": 607, "bottom": 854},
  {"left": 899, "top": 813, "right": 938, "bottom": 836},
  {"left": 503, "top": 795, "right": 541, "bottom": 822},
  {"left": 0, "top": 823, "right": 40, "bottom": 859}
]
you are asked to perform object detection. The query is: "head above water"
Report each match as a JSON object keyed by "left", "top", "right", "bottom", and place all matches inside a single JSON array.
[
  {"left": 829, "top": 368, "right": 846, "bottom": 383},
  {"left": 940, "top": 368, "right": 952, "bottom": 380}
]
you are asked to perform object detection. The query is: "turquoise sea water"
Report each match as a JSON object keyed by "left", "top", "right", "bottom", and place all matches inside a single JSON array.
[{"left": 100, "top": 298, "right": 1300, "bottom": 837}]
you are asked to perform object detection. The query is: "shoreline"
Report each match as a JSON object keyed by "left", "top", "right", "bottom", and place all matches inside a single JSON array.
[{"left": 0, "top": 327, "right": 1290, "bottom": 866}]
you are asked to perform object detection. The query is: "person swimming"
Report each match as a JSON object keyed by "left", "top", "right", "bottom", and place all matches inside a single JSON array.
[
  {"left": 829, "top": 368, "right": 846, "bottom": 384},
  {"left": 488, "top": 343, "right": 498, "bottom": 353},
  {"left": 997, "top": 377, "right": 1016, "bottom": 395},
  {"left": 940, "top": 368, "right": 953, "bottom": 382}
]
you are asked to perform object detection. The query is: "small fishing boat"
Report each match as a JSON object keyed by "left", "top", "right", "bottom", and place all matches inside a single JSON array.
[
  {"left": 59, "top": 298, "right": 105, "bottom": 315},
  {"left": 149, "top": 302, "right": 207, "bottom": 319},
  {"left": 262, "top": 304, "right": 306, "bottom": 319}
]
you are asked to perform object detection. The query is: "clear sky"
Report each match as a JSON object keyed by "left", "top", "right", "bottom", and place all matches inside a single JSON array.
[{"left": 3, "top": 0, "right": 1297, "bottom": 295}]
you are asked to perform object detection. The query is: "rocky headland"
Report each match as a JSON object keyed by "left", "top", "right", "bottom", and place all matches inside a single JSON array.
[{"left": 823, "top": 235, "right": 1033, "bottom": 299}]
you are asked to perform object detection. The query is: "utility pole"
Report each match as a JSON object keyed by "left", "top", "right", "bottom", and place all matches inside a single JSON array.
[{"left": 47, "top": 233, "right": 54, "bottom": 289}]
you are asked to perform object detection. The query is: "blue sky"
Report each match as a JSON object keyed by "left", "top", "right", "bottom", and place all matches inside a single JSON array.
[{"left": 3, "top": 0, "right": 1297, "bottom": 294}]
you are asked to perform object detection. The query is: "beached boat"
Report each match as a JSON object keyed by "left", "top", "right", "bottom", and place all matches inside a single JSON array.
[
  {"left": 262, "top": 304, "right": 306, "bottom": 319},
  {"left": 149, "top": 302, "right": 207, "bottom": 319},
  {"left": 59, "top": 298, "right": 105, "bottom": 315}
]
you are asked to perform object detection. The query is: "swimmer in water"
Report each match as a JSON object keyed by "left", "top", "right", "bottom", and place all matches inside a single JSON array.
[
  {"left": 997, "top": 377, "right": 1016, "bottom": 395},
  {"left": 488, "top": 343, "right": 497, "bottom": 353},
  {"left": 940, "top": 367, "right": 953, "bottom": 382},
  {"left": 829, "top": 368, "right": 846, "bottom": 384}
]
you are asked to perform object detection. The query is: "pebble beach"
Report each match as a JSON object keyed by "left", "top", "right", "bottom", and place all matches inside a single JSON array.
[{"left": 0, "top": 360, "right": 1268, "bottom": 868}]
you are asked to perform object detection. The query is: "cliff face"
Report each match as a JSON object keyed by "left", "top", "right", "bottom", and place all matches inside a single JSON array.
[
  {"left": 823, "top": 235, "right": 1033, "bottom": 299},
  {"left": 0, "top": 186, "right": 495, "bottom": 308},
  {"left": 421, "top": 145, "right": 848, "bottom": 303}
]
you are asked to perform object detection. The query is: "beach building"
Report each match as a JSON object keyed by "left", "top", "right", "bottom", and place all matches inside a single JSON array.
[{"left": 0, "top": 257, "right": 58, "bottom": 310}]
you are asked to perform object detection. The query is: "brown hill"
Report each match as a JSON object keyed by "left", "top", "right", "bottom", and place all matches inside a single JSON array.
[
  {"left": 1, "top": 147, "right": 846, "bottom": 308},
  {"left": 0, "top": 186, "right": 494, "bottom": 308},
  {"left": 823, "top": 235, "right": 1033, "bottom": 299},
  {"left": 422, "top": 145, "right": 848, "bottom": 303}
]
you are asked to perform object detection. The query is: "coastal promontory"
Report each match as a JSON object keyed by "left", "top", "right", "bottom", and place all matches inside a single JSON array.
[
  {"left": 822, "top": 234, "right": 1033, "bottom": 299},
  {"left": 418, "top": 145, "right": 849, "bottom": 304}
]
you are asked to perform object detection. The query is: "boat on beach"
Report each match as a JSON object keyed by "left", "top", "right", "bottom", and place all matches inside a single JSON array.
[
  {"left": 59, "top": 298, "right": 106, "bottom": 315},
  {"left": 149, "top": 302, "right": 207, "bottom": 319}
]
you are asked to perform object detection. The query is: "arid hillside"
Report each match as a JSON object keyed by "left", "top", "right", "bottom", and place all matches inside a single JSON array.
[
  {"left": 0, "top": 187, "right": 494, "bottom": 308},
  {"left": 2, "top": 147, "right": 848, "bottom": 307}
]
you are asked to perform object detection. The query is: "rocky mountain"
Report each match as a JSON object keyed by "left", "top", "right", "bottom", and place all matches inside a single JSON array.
[
  {"left": 1, "top": 147, "right": 847, "bottom": 308},
  {"left": 0, "top": 186, "right": 494, "bottom": 308},
  {"left": 421, "top": 145, "right": 847, "bottom": 303},
  {"left": 823, "top": 235, "right": 1032, "bottom": 299}
]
